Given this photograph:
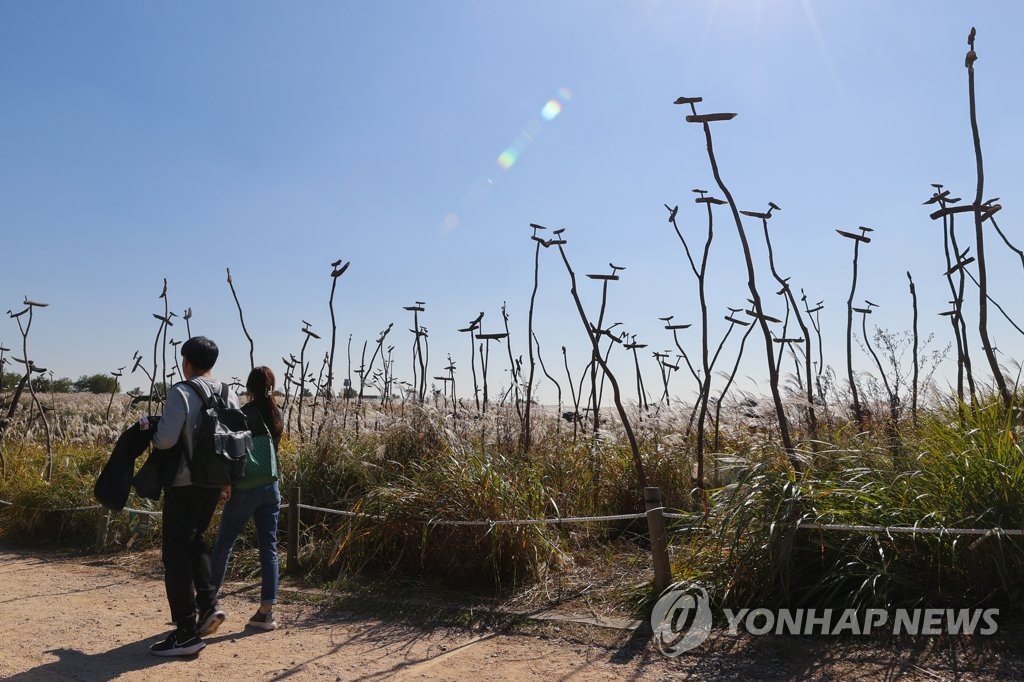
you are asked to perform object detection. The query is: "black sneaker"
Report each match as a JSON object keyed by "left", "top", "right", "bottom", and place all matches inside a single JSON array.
[
  {"left": 150, "top": 630, "right": 205, "bottom": 657},
  {"left": 198, "top": 606, "right": 226, "bottom": 636},
  {"left": 247, "top": 609, "right": 278, "bottom": 631}
]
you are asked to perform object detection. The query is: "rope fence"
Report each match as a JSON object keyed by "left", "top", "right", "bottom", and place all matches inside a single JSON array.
[
  {"left": 0, "top": 498, "right": 161, "bottom": 516},
  {"left": 296, "top": 502, "right": 654, "bottom": 526},
  {"left": 0, "top": 496, "right": 676, "bottom": 526},
  {"left": 799, "top": 522, "right": 1024, "bottom": 537},
  {"left": 0, "top": 488, "right": 681, "bottom": 590},
  {"left": 123, "top": 506, "right": 162, "bottom": 517},
  {"left": 6, "top": 492, "right": 1024, "bottom": 592},
  {"left": 6, "top": 495, "right": 1024, "bottom": 536}
]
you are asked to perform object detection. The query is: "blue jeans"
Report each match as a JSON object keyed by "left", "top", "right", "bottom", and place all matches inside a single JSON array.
[{"left": 211, "top": 481, "right": 280, "bottom": 606}]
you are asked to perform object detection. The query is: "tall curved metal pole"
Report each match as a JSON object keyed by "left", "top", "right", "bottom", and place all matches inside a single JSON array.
[
  {"left": 551, "top": 237, "right": 649, "bottom": 493},
  {"left": 678, "top": 97, "right": 797, "bottom": 470},
  {"left": 226, "top": 269, "right": 254, "bottom": 371},
  {"left": 965, "top": 29, "right": 1010, "bottom": 407}
]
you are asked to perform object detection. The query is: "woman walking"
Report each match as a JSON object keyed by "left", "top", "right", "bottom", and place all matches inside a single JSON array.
[{"left": 208, "top": 365, "right": 284, "bottom": 632}]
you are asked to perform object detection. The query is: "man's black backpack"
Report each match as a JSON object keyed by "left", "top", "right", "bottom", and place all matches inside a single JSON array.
[{"left": 183, "top": 379, "right": 253, "bottom": 486}]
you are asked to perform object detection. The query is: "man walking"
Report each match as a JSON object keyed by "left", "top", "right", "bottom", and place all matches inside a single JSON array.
[{"left": 147, "top": 336, "right": 232, "bottom": 656}]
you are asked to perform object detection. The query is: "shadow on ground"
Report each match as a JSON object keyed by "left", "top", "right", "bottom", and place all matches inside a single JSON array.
[{"left": 5, "top": 629, "right": 266, "bottom": 682}]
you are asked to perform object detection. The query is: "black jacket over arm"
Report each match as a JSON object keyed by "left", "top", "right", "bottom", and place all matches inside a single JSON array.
[{"left": 94, "top": 417, "right": 162, "bottom": 510}]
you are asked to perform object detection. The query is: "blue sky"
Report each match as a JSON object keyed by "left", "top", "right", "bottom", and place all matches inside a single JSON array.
[{"left": 2, "top": 1, "right": 1023, "bottom": 402}]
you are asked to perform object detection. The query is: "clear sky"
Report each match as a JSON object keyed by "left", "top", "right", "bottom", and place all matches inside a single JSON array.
[{"left": 2, "top": 1, "right": 1023, "bottom": 403}]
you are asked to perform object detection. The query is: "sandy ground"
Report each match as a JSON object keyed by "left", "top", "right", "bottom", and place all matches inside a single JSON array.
[{"left": 1, "top": 546, "right": 1021, "bottom": 681}]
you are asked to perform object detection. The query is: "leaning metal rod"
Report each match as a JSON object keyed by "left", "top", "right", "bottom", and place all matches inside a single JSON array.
[
  {"left": 458, "top": 313, "right": 483, "bottom": 412},
  {"left": 839, "top": 226, "right": 871, "bottom": 425},
  {"left": 525, "top": 225, "right": 547, "bottom": 453},
  {"left": 712, "top": 318, "right": 755, "bottom": 456},
  {"left": 966, "top": 28, "right": 1010, "bottom": 408},
  {"left": 552, "top": 238, "right": 648, "bottom": 492},
  {"left": 326, "top": 259, "right": 350, "bottom": 399},
  {"left": 937, "top": 197, "right": 975, "bottom": 404},
  {"left": 11, "top": 302, "right": 54, "bottom": 480},
  {"left": 226, "top": 268, "right": 255, "bottom": 371},
  {"left": 562, "top": 345, "right": 582, "bottom": 442},
  {"left": 533, "top": 331, "right": 562, "bottom": 419},
  {"left": 159, "top": 280, "right": 171, "bottom": 399},
  {"left": 680, "top": 97, "right": 796, "bottom": 468},
  {"left": 675, "top": 193, "right": 717, "bottom": 486},
  {"left": 758, "top": 210, "right": 818, "bottom": 444},
  {"left": 501, "top": 303, "right": 524, "bottom": 426},
  {"left": 907, "top": 272, "right": 919, "bottom": 427}
]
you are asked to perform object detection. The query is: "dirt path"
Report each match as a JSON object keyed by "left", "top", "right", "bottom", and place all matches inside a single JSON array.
[
  {"left": 0, "top": 547, "right": 676, "bottom": 681},
  {"left": 0, "top": 547, "right": 1019, "bottom": 681}
]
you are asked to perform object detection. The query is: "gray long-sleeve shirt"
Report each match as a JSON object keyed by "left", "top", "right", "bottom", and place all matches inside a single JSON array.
[{"left": 153, "top": 377, "right": 241, "bottom": 486}]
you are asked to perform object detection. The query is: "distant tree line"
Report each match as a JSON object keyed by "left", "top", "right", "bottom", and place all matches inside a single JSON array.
[{"left": 0, "top": 372, "right": 119, "bottom": 394}]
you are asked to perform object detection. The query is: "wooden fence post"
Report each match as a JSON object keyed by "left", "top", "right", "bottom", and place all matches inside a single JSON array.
[
  {"left": 95, "top": 509, "right": 111, "bottom": 552},
  {"left": 645, "top": 486, "right": 671, "bottom": 593},
  {"left": 287, "top": 486, "right": 300, "bottom": 574}
]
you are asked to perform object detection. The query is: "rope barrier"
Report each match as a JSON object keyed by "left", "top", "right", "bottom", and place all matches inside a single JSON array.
[
  {"left": 0, "top": 498, "right": 102, "bottom": 513},
  {"left": 296, "top": 503, "right": 660, "bottom": 526},
  {"left": 0, "top": 497, "right": 159, "bottom": 517},
  {"left": 5, "top": 495, "right": 1020, "bottom": 538},
  {"left": 800, "top": 522, "right": 1024, "bottom": 537},
  {"left": 296, "top": 503, "right": 378, "bottom": 519},
  {"left": 122, "top": 506, "right": 161, "bottom": 517},
  {"left": 1, "top": 497, "right": 654, "bottom": 526},
  {"left": 431, "top": 512, "right": 648, "bottom": 527}
]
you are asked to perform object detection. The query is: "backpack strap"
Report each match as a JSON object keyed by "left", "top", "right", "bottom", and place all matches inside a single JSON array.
[
  {"left": 183, "top": 379, "right": 214, "bottom": 408},
  {"left": 250, "top": 405, "right": 270, "bottom": 436}
]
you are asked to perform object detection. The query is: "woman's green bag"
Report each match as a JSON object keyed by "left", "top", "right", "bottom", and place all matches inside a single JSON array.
[{"left": 235, "top": 432, "right": 278, "bottom": 490}]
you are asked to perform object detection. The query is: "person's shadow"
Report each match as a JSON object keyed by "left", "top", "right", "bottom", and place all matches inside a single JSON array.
[{"left": 6, "top": 631, "right": 261, "bottom": 681}]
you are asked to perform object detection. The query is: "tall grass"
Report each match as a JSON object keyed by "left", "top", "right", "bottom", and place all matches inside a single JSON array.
[
  {"left": 285, "top": 403, "right": 696, "bottom": 588},
  {"left": 0, "top": 439, "right": 158, "bottom": 549},
  {"left": 4, "top": 391, "right": 1024, "bottom": 608},
  {"left": 685, "top": 394, "right": 1024, "bottom": 609}
]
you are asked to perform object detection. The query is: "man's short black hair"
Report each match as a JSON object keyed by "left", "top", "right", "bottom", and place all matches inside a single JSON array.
[{"left": 181, "top": 336, "right": 219, "bottom": 372}]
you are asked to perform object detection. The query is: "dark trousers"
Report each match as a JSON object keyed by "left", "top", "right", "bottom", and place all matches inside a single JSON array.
[{"left": 162, "top": 485, "right": 221, "bottom": 634}]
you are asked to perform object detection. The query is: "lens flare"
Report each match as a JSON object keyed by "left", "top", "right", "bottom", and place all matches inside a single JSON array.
[
  {"left": 540, "top": 99, "right": 562, "bottom": 120},
  {"left": 497, "top": 148, "right": 518, "bottom": 169},
  {"left": 495, "top": 87, "right": 571, "bottom": 170}
]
